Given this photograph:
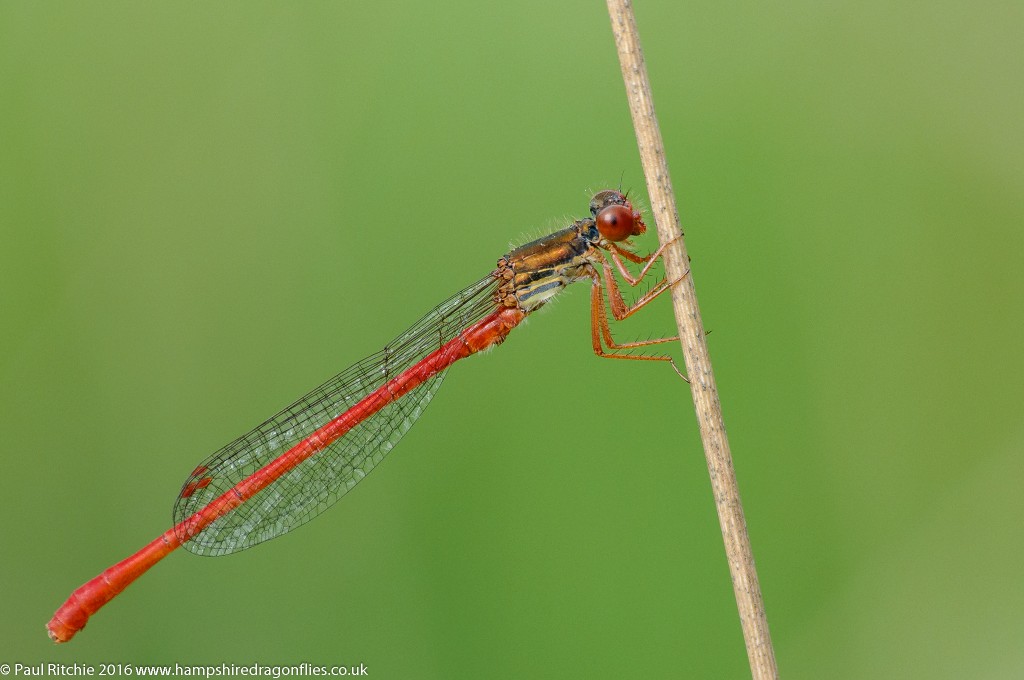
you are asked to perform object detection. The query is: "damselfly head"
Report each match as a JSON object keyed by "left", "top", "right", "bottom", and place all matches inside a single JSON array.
[{"left": 591, "top": 189, "right": 647, "bottom": 242}]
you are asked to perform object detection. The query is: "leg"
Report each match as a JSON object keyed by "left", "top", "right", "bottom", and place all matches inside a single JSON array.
[
  {"left": 588, "top": 268, "right": 688, "bottom": 381},
  {"left": 592, "top": 235, "right": 686, "bottom": 321},
  {"left": 601, "top": 253, "right": 690, "bottom": 322},
  {"left": 607, "top": 234, "right": 683, "bottom": 285}
]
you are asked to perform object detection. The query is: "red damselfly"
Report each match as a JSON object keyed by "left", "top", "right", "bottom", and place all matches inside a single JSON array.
[{"left": 47, "top": 190, "right": 684, "bottom": 642}]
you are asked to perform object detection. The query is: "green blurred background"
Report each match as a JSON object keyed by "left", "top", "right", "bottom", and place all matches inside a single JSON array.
[{"left": 2, "top": 1, "right": 1021, "bottom": 677}]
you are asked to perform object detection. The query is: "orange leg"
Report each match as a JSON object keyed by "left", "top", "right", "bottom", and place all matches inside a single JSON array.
[
  {"left": 587, "top": 266, "right": 689, "bottom": 381},
  {"left": 597, "top": 239, "right": 687, "bottom": 323},
  {"left": 607, "top": 234, "right": 683, "bottom": 284}
]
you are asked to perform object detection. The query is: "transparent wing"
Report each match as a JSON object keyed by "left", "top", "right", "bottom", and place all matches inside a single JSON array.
[{"left": 173, "top": 274, "right": 499, "bottom": 556}]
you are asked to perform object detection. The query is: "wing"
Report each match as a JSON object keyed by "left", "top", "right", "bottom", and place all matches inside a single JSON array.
[{"left": 172, "top": 274, "right": 499, "bottom": 556}]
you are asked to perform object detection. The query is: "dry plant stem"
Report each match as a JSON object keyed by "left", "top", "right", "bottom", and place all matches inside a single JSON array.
[{"left": 605, "top": 1, "right": 779, "bottom": 678}]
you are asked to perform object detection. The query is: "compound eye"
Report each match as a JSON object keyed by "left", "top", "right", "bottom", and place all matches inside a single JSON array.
[{"left": 596, "top": 204, "right": 636, "bottom": 242}]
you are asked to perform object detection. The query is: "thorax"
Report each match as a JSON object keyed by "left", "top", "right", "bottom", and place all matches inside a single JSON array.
[{"left": 494, "top": 221, "right": 601, "bottom": 313}]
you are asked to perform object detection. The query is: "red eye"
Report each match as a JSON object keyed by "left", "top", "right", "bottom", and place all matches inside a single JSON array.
[{"left": 596, "top": 204, "right": 638, "bottom": 242}]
